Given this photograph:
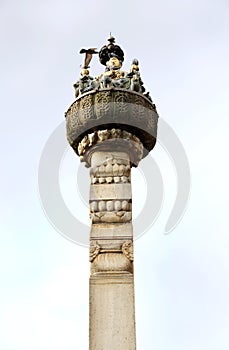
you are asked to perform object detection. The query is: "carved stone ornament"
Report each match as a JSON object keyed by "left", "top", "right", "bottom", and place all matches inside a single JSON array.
[
  {"left": 92, "top": 252, "right": 133, "bottom": 274},
  {"left": 90, "top": 200, "right": 131, "bottom": 213},
  {"left": 77, "top": 128, "right": 143, "bottom": 166},
  {"left": 91, "top": 211, "right": 132, "bottom": 224},
  {"left": 90, "top": 156, "right": 131, "bottom": 184},
  {"left": 65, "top": 88, "right": 158, "bottom": 160},
  {"left": 90, "top": 241, "right": 101, "bottom": 262},
  {"left": 122, "top": 241, "right": 134, "bottom": 262}
]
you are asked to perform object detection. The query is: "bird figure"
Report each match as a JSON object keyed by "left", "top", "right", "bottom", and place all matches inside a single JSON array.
[{"left": 79, "top": 48, "right": 98, "bottom": 68}]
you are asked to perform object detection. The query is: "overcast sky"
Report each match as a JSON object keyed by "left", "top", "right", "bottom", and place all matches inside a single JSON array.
[{"left": 1, "top": 0, "right": 229, "bottom": 349}]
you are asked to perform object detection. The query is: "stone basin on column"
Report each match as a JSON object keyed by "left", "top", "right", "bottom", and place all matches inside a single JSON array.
[{"left": 65, "top": 88, "right": 159, "bottom": 163}]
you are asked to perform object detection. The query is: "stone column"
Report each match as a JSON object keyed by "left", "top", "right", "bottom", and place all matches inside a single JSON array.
[
  {"left": 65, "top": 87, "right": 158, "bottom": 350},
  {"left": 80, "top": 132, "right": 143, "bottom": 350}
]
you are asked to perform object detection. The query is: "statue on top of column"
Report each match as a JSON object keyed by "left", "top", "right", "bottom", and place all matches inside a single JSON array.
[{"left": 73, "top": 34, "right": 152, "bottom": 101}]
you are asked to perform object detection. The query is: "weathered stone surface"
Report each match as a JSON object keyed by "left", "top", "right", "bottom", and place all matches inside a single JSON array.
[
  {"left": 88, "top": 151, "right": 136, "bottom": 349},
  {"left": 65, "top": 88, "right": 158, "bottom": 157},
  {"left": 79, "top": 130, "right": 144, "bottom": 167},
  {"left": 90, "top": 200, "right": 132, "bottom": 212},
  {"left": 92, "top": 253, "right": 132, "bottom": 273},
  {"left": 89, "top": 274, "right": 136, "bottom": 350},
  {"left": 90, "top": 183, "right": 132, "bottom": 201},
  {"left": 91, "top": 211, "right": 132, "bottom": 223},
  {"left": 90, "top": 222, "right": 133, "bottom": 240}
]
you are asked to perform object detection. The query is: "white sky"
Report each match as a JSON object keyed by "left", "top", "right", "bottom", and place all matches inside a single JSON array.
[{"left": 1, "top": 0, "right": 229, "bottom": 349}]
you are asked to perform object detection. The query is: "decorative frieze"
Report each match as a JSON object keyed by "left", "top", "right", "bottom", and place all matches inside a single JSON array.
[
  {"left": 90, "top": 156, "right": 131, "bottom": 184},
  {"left": 90, "top": 156, "right": 130, "bottom": 176},
  {"left": 90, "top": 199, "right": 132, "bottom": 213},
  {"left": 91, "top": 176, "right": 130, "bottom": 184},
  {"left": 91, "top": 211, "right": 132, "bottom": 223},
  {"left": 65, "top": 88, "right": 159, "bottom": 161}
]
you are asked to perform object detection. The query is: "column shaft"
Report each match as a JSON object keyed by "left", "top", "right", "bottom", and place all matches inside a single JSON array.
[{"left": 89, "top": 151, "right": 136, "bottom": 350}]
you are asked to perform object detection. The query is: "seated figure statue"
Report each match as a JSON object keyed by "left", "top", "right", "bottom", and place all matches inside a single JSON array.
[
  {"left": 127, "top": 59, "right": 145, "bottom": 93},
  {"left": 73, "top": 68, "right": 95, "bottom": 98},
  {"left": 73, "top": 36, "right": 153, "bottom": 102},
  {"left": 98, "top": 55, "right": 130, "bottom": 89}
]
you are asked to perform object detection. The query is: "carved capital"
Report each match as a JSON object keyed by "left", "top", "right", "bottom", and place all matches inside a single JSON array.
[{"left": 78, "top": 129, "right": 143, "bottom": 167}]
